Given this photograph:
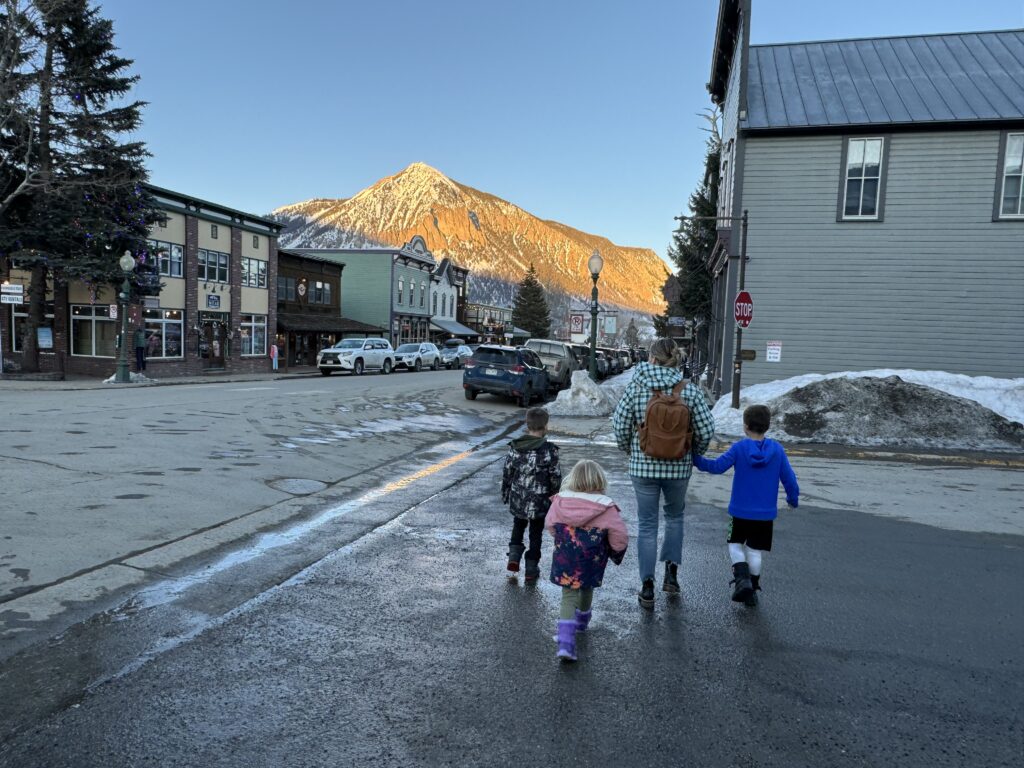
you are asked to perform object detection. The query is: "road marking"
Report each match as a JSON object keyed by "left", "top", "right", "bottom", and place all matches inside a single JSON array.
[{"left": 227, "top": 387, "right": 276, "bottom": 392}]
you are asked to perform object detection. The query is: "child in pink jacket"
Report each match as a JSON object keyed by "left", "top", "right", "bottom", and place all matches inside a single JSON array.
[{"left": 545, "top": 459, "right": 629, "bottom": 662}]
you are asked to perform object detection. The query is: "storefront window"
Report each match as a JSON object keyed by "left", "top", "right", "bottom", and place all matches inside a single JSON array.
[
  {"left": 71, "top": 304, "right": 116, "bottom": 357},
  {"left": 240, "top": 314, "right": 267, "bottom": 356},
  {"left": 11, "top": 302, "right": 55, "bottom": 352},
  {"left": 143, "top": 309, "right": 183, "bottom": 358}
]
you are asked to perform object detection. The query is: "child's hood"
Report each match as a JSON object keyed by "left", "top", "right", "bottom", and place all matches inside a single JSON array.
[
  {"left": 744, "top": 438, "right": 782, "bottom": 467},
  {"left": 510, "top": 434, "right": 548, "bottom": 452},
  {"left": 551, "top": 490, "right": 618, "bottom": 525}
]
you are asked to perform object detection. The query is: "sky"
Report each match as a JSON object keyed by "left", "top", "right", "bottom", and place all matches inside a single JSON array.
[{"left": 100, "top": 0, "right": 1024, "bottom": 262}]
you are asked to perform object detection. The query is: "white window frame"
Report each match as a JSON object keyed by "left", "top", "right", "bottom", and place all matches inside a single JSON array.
[
  {"left": 241, "top": 257, "right": 267, "bottom": 288},
  {"left": 148, "top": 239, "right": 183, "bottom": 278},
  {"left": 840, "top": 137, "right": 886, "bottom": 221},
  {"left": 397, "top": 277, "right": 404, "bottom": 304},
  {"left": 142, "top": 308, "right": 184, "bottom": 359},
  {"left": 997, "top": 131, "right": 1024, "bottom": 219},
  {"left": 240, "top": 314, "right": 267, "bottom": 356},
  {"left": 70, "top": 304, "right": 116, "bottom": 358},
  {"left": 198, "top": 249, "right": 229, "bottom": 283}
]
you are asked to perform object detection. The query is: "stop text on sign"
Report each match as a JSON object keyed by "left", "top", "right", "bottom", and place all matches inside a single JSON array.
[{"left": 734, "top": 290, "right": 753, "bottom": 329}]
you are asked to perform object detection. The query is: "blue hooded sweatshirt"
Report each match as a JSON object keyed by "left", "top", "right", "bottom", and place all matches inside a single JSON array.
[{"left": 692, "top": 438, "right": 799, "bottom": 521}]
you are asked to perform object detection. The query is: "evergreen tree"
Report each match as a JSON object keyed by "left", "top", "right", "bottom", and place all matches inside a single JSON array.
[
  {"left": 511, "top": 263, "right": 551, "bottom": 340},
  {"left": 624, "top": 317, "right": 639, "bottom": 347},
  {"left": 0, "top": 0, "right": 161, "bottom": 371}
]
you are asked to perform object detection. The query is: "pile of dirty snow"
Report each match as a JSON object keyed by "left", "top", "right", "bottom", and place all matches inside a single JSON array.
[
  {"left": 103, "top": 371, "right": 156, "bottom": 384},
  {"left": 545, "top": 369, "right": 637, "bottom": 416},
  {"left": 713, "top": 370, "right": 1024, "bottom": 452}
]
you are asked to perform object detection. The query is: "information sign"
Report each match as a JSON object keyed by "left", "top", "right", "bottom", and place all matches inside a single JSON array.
[{"left": 766, "top": 340, "right": 782, "bottom": 362}]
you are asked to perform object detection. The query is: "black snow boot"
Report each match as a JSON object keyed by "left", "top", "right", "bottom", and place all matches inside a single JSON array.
[
  {"left": 523, "top": 557, "right": 541, "bottom": 582},
  {"left": 745, "top": 574, "right": 761, "bottom": 607},
  {"left": 662, "top": 561, "right": 680, "bottom": 594},
  {"left": 730, "top": 562, "right": 754, "bottom": 603},
  {"left": 638, "top": 578, "right": 656, "bottom": 609},
  {"left": 507, "top": 543, "right": 526, "bottom": 573}
]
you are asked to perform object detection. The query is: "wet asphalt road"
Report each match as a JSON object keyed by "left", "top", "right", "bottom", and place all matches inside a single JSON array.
[{"left": 1, "top": 436, "right": 1021, "bottom": 768}]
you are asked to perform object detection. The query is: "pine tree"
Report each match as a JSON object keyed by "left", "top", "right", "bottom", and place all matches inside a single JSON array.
[
  {"left": 624, "top": 317, "right": 639, "bottom": 347},
  {"left": 511, "top": 263, "right": 551, "bottom": 340},
  {"left": 0, "top": 0, "right": 161, "bottom": 371}
]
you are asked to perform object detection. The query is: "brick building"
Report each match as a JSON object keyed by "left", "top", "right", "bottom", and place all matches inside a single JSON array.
[{"left": 0, "top": 184, "right": 282, "bottom": 378}]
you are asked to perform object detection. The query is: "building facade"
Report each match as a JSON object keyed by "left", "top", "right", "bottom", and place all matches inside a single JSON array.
[
  {"left": 1, "top": 184, "right": 281, "bottom": 378},
  {"left": 704, "top": 1, "right": 1024, "bottom": 396},
  {"left": 429, "top": 258, "right": 476, "bottom": 342}
]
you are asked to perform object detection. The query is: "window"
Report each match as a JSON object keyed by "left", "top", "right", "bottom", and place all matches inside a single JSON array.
[
  {"left": 420, "top": 281, "right": 426, "bottom": 307},
  {"left": 240, "top": 314, "right": 267, "bottom": 356},
  {"left": 276, "top": 275, "right": 297, "bottom": 301},
  {"left": 442, "top": 295, "right": 447, "bottom": 317},
  {"left": 211, "top": 224, "right": 218, "bottom": 239},
  {"left": 158, "top": 218, "right": 167, "bottom": 228},
  {"left": 409, "top": 280, "right": 415, "bottom": 306},
  {"left": 433, "top": 293, "right": 438, "bottom": 314},
  {"left": 397, "top": 277, "right": 404, "bottom": 304},
  {"left": 148, "top": 239, "right": 183, "bottom": 278},
  {"left": 11, "top": 302, "right": 54, "bottom": 352},
  {"left": 998, "top": 132, "right": 1023, "bottom": 218},
  {"left": 71, "top": 304, "right": 116, "bottom": 357},
  {"left": 252, "top": 234, "right": 260, "bottom": 249},
  {"left": 241, "top": 257, "right": 267, "bottom": 288},
  {"left": 323, "top": 283, "right": 332, "bottom": 306},
  {"left": 198, "top": 249, "right": 229, "bottom": 282},
  {"left": 841, "top": 137, "right": 885, "bottom": 220},
  {"left": 143, "top": 309, "right": 183, "bottom": 358}
]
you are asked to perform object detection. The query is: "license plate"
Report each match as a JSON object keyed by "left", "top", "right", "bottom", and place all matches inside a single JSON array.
[{"left": 485, "top": 368, "right": 498, "bottom": 376}]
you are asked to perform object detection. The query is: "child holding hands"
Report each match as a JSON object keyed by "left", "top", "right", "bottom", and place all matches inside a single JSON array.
[{"left": 546, "top": 460, "right": 628, "bottom": 662}]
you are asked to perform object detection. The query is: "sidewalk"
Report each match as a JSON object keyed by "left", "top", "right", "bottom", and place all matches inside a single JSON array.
[{"left": 0, "top": 367, "right": 323, "bottom": 391}]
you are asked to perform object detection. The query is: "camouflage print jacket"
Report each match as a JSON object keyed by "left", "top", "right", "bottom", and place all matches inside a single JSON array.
[{"left": 501, "top": 435, "right": 562, "bottom": 520}]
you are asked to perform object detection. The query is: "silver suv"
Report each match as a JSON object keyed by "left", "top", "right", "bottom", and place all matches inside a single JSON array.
[
  {"left": 394, "top": 342, "right": 441, "bottom": 372},
  {"left": 523, "top": 339, "right": 580, "bottom": 391},
  {"left": 317, "top": 338, "right": 395, "bottom": 376}
]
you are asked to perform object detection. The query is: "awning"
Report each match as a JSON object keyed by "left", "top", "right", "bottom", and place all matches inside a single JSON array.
[
  {"left": 277, "top": 312, "right": 386, "bottom": 335},
  {"left": 430, "top": 318, "right": 480, "bottom": 338},
  {"left": 512, "top": 326, "right": 531, "bottom": 338}
]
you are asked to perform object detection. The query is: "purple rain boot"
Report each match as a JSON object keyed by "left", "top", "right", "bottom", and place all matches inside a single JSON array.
[
  {"left": 556, "top": 620, "right": 577, "bottom": 662},
  {"left": 574, "top": 609, "right": 593, "bottom": 632}
]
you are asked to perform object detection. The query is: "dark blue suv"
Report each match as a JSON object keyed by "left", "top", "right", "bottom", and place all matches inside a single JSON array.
[{"left": 463, "top": 345, "right": 549, "bottom": 407}]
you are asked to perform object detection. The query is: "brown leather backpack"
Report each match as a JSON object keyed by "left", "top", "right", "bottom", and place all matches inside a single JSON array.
[{"left": 638, "top": 382, "right": 694, "bottom": 460}]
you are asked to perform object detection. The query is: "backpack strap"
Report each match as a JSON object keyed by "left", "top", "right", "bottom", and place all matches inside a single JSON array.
[{"left": 670, "top": 381, "right": 685, "bottom": 397}]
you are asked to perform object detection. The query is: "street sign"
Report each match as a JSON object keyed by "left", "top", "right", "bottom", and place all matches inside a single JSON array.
[
  {"left": 1, "top": 283, "right": 24, "bottom": 294},
  {"left": 0, "top": 295, "right": 23, "bottom": 304},
  {"left": 734, "top": 290, "right": 753, "bottom": 329},
  {"left": 109, "top": 304, "right": 118, "bottom": 319},
  {"left": 668, "top": 316, "right": 685, "bottom": 326},
  {"left": 766, "top": 340, "right": 782, "bottom": 362},
  {"left": 740, "top": 348, "right": 756, "bottom": 361},
  {"left": 569, "top": 314, "right": 585, "bottom": 334}
]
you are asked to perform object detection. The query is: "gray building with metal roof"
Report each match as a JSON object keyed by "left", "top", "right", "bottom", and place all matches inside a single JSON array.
[{"left": 702, "top": 0, "right": 1024, "bottom": 397}]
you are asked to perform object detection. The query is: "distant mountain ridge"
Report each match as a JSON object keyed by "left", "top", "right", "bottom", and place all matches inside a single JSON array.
[{"left": 271, "top": 162, "right": 669, "bottom": 316}]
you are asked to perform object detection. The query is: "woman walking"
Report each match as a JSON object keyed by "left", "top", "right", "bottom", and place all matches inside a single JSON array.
[{"left": 611, "top": 338, "right": 715, "bottom": 608}]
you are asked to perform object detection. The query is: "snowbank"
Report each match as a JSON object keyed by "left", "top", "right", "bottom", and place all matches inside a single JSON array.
[
  {"left": 545, "top": 369, "right": 635, "bottom": 417},
  {"left": 712, "top": 370, "right": 1024, "bottom": 452},
  {"left": 103, "top": 371, "right": 156, "bottom": 384}
]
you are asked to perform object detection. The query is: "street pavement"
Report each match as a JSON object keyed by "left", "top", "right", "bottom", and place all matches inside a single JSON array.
[{"left": 0, "top": 398, "right": 1021, "bottom": 767}]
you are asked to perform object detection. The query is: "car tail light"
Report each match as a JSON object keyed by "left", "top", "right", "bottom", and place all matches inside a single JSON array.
[
  {"left": 464, "top": 358, "right": 476, "bottom": 368},
  {"left": 511, "top": 364, "right": 525, "bottom": 374}
]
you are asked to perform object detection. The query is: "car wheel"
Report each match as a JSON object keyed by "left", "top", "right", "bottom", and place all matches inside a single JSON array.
[
  {"left": 382, "top": 359, "right": 392, "bottom": 375},
  {"left": 519, "top": 387, "right": 531, "bottom": 408},
  {"left": 414, "top": 359, "right": 422, "bottom": 372},
  {"left": 320, "top": 369, "right": 331, "bottom": 376},
  {"left": 465, "top": 387, "right": 477, "bottom": 401},
  {"left": 354, "top": 359, "right": 364, "bottom": 376},
  {"left": 431, "top": 357, "right": 439, "bottom": 371}
]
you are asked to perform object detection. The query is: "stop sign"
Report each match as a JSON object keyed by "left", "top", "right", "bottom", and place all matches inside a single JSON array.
[{"left": 734, "top": 290, "right": 753, "bottom": 329}]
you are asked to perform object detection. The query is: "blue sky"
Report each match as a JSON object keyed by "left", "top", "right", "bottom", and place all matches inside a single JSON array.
[{"left": 102, "top": 0, "right": 1023, "bottom": 260}]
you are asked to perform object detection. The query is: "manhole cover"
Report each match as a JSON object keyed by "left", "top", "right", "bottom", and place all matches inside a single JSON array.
[{"left": 268, "top": 478, "right": 328, "bottom": 495}]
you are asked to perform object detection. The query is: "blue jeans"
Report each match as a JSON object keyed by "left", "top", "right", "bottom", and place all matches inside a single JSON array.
[{"left": 631, "top": 476, "right": 689, "bottom": 582}]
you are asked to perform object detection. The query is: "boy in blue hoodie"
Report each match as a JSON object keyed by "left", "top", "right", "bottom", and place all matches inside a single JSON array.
[{"left": 693, "top": 404, "right": 799, "bottom": 606}]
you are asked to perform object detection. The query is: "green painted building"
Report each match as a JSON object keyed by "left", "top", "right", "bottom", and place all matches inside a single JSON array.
[{"left": 292, "top": 236, "right": 436, "bottom": 346}]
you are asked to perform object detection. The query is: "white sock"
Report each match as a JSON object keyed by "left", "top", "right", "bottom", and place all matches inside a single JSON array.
[
  {"left": 743, "top": 544, "right": 763, "bottom": 576},
  {"left": 728, "top": 543, "right": 745, "bottom": 565}
]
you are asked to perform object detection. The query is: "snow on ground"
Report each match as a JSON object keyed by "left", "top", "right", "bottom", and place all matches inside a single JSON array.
[
  {"left": 545, "top": 369, "right": 634, "bottom": 417},
  {"left": 103, "top": 372, "right": 157, "bottom": 384}
]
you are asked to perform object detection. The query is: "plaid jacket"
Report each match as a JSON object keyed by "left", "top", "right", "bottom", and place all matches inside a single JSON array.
[{"left": 611, "top": 362, "right": 715, "bottom": 479}]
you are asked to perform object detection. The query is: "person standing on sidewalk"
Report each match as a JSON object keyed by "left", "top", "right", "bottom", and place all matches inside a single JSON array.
[
  {"left": 133, "top": 327, "right": 146, "bottom": 373},
  {"left": 501, "top": 407, "right": 562, "bottom": 582},
  {"left": 612, "top": 337, "right": 715, "bottom": 608}
]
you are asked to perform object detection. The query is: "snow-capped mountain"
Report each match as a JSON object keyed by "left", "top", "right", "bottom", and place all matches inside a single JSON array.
[{"left": 271, "top": 162, "right": 669, "bottom": 315}]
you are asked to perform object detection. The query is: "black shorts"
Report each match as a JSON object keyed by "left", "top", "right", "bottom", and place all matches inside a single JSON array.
[{"left": 727, "top": 517, "right": 773, "bottom": 552}]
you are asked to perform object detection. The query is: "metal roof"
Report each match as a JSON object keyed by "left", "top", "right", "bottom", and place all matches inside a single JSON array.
[{"left": 745, "top": 30, "right": 1024, "bottom": 130}]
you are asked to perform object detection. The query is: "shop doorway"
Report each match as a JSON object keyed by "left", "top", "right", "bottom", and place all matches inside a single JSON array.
[{"left": 199, "top": 311, "right": 229, "bottom": 370}]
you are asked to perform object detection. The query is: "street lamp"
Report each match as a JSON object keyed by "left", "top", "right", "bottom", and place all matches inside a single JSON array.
[
  {"left": 587, "top": 249, "right": 604, "bottom": 381},
  {"left": 114, "top": 250, "right": 136, "bottom": 383},
  {"left": 674, "top": 210, "right": 748, "bottom": 409}
]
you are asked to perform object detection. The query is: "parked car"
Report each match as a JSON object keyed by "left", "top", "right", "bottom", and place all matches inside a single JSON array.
[
  {"left": 394, "top": 342, "right": 441, "bottom": 371},
  {"left": 601, "top": 347, "right": 623, "bottom": 376},
  {"left": 463, "top": 345, "right": 549, "bottom": 406},
  {"left": 523, "top": 339, "right": 579, "bottom": 391},
  {"left": 317, "top": 338, "right": 394, "bottom": 376},
  {"left": 617, "top": 349, "right": 632, "bottom": 371},
  {"left": 441, "top": 344, "right": 473, "bottom": 369}
]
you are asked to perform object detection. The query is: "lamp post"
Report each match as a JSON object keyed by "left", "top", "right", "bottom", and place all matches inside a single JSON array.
[
  {"left": 587, "top": 249, "right": 604, "bottom": 381},
  {"left": 114, "top": 250, "right": 136, "bottom": 383},
  {"left": 674, "top": 209, "right": 748, "bottom": 409}
]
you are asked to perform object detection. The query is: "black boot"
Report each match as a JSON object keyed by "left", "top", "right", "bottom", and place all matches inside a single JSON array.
[
  {"left": 662, "top": 562, "right": 680, "bottom": 594},
  {"left": 506, "top": 543, "right": 525, "bottom": 573},
  {"left": 745, "top": 574, "right": 761, "bottom": 606},
  {"left": 730, "top": 562, "right": 754, "bottom": 603},
  {"left": 638, "top": 578, "right": 655, "bottom": 609},
  {"left": 523, "top": 557, "right": 541, "bottom": 582}
]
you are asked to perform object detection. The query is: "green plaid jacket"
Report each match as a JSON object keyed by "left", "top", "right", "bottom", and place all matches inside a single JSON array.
[{"left": 611, "top": 362, "right": 716, "bottom": 479}]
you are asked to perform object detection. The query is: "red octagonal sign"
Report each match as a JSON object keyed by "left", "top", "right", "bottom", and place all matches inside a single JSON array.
[{"left": 734, "top": 290, "right": 754, "bottom": 329}]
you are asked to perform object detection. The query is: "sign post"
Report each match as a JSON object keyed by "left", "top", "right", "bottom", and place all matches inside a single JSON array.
[{"left": 731, "top": 211, "right": 750, "bottom": 409}]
